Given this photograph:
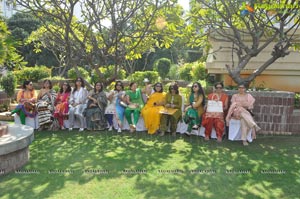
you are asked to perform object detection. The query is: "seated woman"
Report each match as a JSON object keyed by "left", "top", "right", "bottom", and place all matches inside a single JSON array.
[
  {"left": 10, "top": 80, "right": 37, "bottom": 125},
  {"left": 226, "top": 83, "right": 261, "bottom": 146},
  {"left": 184, "top": 82, "right": 205, "bottom": 136},
  {"left": 105, "top": 81, "right": 126, "bottom": 132},
  {"left": 141, "top": 82, "right": 166, "bottom": 134},
  {"left": 202, "top": 82, "right": 228, "bottom": 142},
  {"left": 85, "top": 82, "right": 108, "bottom": 131},
  {"left": 124, "top": 82, "right": 144, "bottom": 132},
  {"left": 54, "top": 82, "right": 71, "bottom": 130},
  {"left": 68, "top": 77, "right": 88, "bottom": 132},
  {"left": 36, "top": 79, "right": 57, "bottom": 130},
  {"left": 159, "top": 84, "right": 182, "bottom": 136}
]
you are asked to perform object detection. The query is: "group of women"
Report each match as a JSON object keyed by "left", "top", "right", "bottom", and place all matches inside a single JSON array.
[{"left": 10, "top": 78, "right": 261, "bottom": 146}]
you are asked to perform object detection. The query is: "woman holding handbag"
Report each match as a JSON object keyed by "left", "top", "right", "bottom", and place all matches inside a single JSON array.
[{"left": 202, "top": 82, "right": 228, "bottom": 142}]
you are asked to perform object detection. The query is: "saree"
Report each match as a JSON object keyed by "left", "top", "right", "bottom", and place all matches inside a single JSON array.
[
  {"left": 141, "top": 92, "right": 166, "bottom": 134},
  {"left": 84, "top": 91, "right": 108, "bottom": 130}
]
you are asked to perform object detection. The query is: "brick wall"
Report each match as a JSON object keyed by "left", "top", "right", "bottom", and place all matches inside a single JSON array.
[{"left": 226, "top": 90, "right": 299, "bottom": 135}]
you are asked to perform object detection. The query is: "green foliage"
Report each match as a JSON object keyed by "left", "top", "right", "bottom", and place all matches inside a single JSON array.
[
  {"left": 295, "top": 93, "right": 300, "bottom": 109},
  {"left": 52, "top": 84, "right": 60, "bottom": 93},
  {"left": 178, "top": 63, "right": 193, "bottom": 81},
  {"left": 92, "top": 65, "right": 127, "bottom": 84},
  {"left": 178, "top": 62, "right": 207, "bottom": 82},
  {"left": 167, "top": 64, "right": 180, "bottom": 80},
  {"left": 67, "top": 67, "right": 89, "bottom": 80},
  {"left": 0, "top": 72, "right": 16, "bottom": 97},
  {"left": 153, "top": 58, "right": 171, "bottom": 79},
  {"left": 0, "top": 19, "right": 26, "bottom": 70},
  {"left": 190, "top": 61, "right": 207, "bottom": 81},
  {"left": 14, "top": 65, "right": 51, "bottom": 83},
  {"left": 128, "top": 71, "right": 160, "bottom": 86}
]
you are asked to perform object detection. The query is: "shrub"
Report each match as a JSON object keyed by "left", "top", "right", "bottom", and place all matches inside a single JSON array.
[
  {"left": 167, "top": 64, "right": 180, "bottom": 80},
  {"left": 191, "top": 61, "right": 207, "bottom": 81},
  {"left": 178, "top": 63, "right": 193, "bottom": 81},
  {"left": 153, "top": 58, "right": 171, "bottom": 79},
  {"left": 0, "top": 72, "right": 17, "bottom": 97},
  {"left": 67, "top": 67, "right": 89, "bottom": 80},
  {"left": 14, "top": 65, "right": 51, "bottom": 83},
  {"left": 128, "top": 71, "right": 160, "bottom": 85}
]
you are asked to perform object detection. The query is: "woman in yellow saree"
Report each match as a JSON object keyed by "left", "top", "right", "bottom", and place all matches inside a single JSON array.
[{"left": 141, "top": 82, "right": 166, "bottom": 134}]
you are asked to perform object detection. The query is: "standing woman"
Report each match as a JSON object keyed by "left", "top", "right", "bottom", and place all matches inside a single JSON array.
[
  {"left": 10, "top": 80, "right": 37, "bottom": 125},
  {"left": 184, "top": 82, "right": 205, "bottom": 136},
  {"left": 159, "top": 84, "right": 182, "bottom": 136},
  {"left": 54, "top": 82, "right": 72, "bottom": 130},
  {"left": 141, "top": 82, "right": 166, "bottom": 134},
  {"left": 36, "top": 79, "right": 57, "bottom": 130},
  {"left": 226, "top": 84, "right": 261, "bottom": 146},
  {"left": 124, "top": 82, "right": 144, "bottom": 132},
  {"left": 202, "top": 82, "right": 228, "bottom": 142},
  {"left": 85, "top": 82, "right": 108, "bottom": 131},
  {"left": 68, "top": 77, "right": 88, "bottom": 132},
  {"left": 105, "top": 81, "right": 126, "bottom": 132}
]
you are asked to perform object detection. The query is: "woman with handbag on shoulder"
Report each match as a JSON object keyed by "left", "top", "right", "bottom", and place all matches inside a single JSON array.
[{"left": 202, "top": 82, "right": 228, "bottom": 142}]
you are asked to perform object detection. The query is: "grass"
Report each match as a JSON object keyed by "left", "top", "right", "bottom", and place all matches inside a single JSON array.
[{"left": 1, "top": 130, "right": 300, "bottom": 199}]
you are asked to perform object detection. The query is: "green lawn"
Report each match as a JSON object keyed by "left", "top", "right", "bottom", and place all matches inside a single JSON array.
[{"left": 1, "top": 131, "right": 300, "bottom": 199}]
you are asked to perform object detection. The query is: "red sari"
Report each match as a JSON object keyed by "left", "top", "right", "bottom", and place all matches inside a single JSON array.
[
  {"left": 202, "top": 93, "right": 228, "bottom": 139},
  {"left": 54, "top": 92, "right": 70, "bottom": 127}
]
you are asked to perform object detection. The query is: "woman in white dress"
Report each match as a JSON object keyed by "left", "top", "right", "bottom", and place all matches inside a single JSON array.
[{"left": 68, "top": 77, "right": 88, "bottom": 132}]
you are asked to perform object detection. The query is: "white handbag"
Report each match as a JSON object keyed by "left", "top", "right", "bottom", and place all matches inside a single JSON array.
[{"left": 206, "top": 100, "right": 223, "bottom": 113}]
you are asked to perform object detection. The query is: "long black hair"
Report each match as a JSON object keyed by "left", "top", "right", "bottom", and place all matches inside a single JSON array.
[
  {"left": 22, "top": 80, "right": 32, "bottom": 89},
  {"left": 114, "top": 81, "right": 124, "bottom": 91},
  {"left": 191, "top": 82, "right": 205, "bottom": 106},
  {"left": 94, "top": 82, "right": 103, "bottom": 93},
  {"left": 73, "top": 77, "right": 85, "bottom": 93},
  {"left": 153, "top": 82, "right": 163, "bottom": 93},
  {"left": 60, "top": 82, "right": 72, "bottom": 93}
]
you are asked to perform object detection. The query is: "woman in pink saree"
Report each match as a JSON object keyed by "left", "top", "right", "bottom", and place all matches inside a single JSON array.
[
  {"left": 54, "top": 82, "right": 71, "bottom": 129},
  {"left": 226, "top": 84, "right": 261, "bottom": 146}
]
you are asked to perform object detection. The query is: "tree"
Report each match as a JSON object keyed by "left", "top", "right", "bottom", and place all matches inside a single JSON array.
[
  {"left": 14, "top": 0, "right": 185, "bottom": 85},
  {"left": 188, "top": 0, "right": 300, "bottom": 87},
  {"left": 7, "top": 12, "right": 59, "bottom": 67},
  {"left": 0, "top": 18, "right": 25, "bottom": 71}
]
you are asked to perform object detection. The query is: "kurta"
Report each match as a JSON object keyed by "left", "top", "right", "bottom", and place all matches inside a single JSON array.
[
  {"left": 202, "top": 92, "right": 228, "bottom": 139},
  {"left": 184, "top": 93, "right": 204, "bottom": 133},
  {"left": 125, "top": 88, "right": 144, "bottom": 126},
  {"left": 141, "top": 92, "right": 166, "bottom": 134},
  {"left": 160, "top": 93, "right": 182, "bottom": 133},
  {"left": 11, "top": 89, "right": 37, "bottom": 125},
  {"left": 36, "top": 89, "right": 57, "bottom": 128},
  {"left": 54, "top": 92, "right": 70, "bottom": 127},
  {"left": 226, "top": 93, "right": 258, "bottom": 140}
]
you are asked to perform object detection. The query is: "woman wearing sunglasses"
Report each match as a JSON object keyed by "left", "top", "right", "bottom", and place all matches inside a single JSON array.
[
  {"left": 184, "top": 82, "right": 205, "bottom": 136},
  {"left": 202, "top": 82, "right": 228, "bottom": 142}
]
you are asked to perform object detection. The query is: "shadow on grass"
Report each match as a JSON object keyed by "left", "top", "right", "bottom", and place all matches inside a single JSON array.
[{"left": 0, "top": 131, "right": 300, "bottom": 199}]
